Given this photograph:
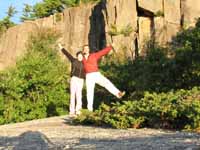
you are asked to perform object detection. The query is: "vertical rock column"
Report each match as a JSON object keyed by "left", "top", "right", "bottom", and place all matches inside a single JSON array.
[
  {"left": 63, "top": 4, "right": 93, "bottom": 54},
  {"left": 104, "top": 0, "right": 138, "bottom": 58},
  {"left": 137, "top": 0, "right": 163, "bottom": 55},
  {"left": 138, "top": 17, "right": 152, "bottom": 56},
  {"left": 138, "top": 0, "right": 181, "bottom": 48},
  {"left": 163, "top": 0, "right": 181, "bottom": 42},
  {"left": 181, "top": 0, "right": 200, "bottom": 28}
]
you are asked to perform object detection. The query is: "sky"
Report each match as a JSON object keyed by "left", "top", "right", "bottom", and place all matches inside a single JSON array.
[{"left": 0, "top": 0, "right": 42, "bottom": 24}]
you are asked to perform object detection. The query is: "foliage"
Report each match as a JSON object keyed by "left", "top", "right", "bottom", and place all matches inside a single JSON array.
[
  {"left": 0, "top": 28, "right": 70, "bottom": 124},
  {"left": 0, "top": 18, "right": 15, "bottom": 35},
  {"left": 171, "top": 18, "right": 200, "bottom": 89},
  {"left": 75, "top": 87, "right": 200, "bottom": 130},
  {"left": 55, "top": 13, "right": 62, "bottom": 22},
  {"left": 120, "top": 24, "right": 134, "bottom": 37},
  {"left": 21, "top": 4, "right": 35, "bottom": 22},
  {"left": 99, "top": 22, "right": 200, "bottom": 97},
  {"left": 108, "top": 24, "right": 120, "bottom": 36},
  {"left": 155, "top": 10, "right": 164, "bottom": 17},
  {"left": 0, "top": 6, "right": 17, "bottom": 35},
  {"left": 75, "top": 19, "right": 200, "bottom": 131},
  {"left": 21, "top": 0, "right": 100, "bottom": 20},
  {"left": 6, "top": 6, "right": 18, "bottom": 18},
  {"left": 108, "top": 24, "right": 134, "bottom": 37}
]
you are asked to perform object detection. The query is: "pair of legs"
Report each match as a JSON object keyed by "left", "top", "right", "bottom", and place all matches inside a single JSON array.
[
  {"left": 69, "top": 76, "right": 84, "bottom": 115},
  {"left": 86, "top": 72, "right": 121, "bottom": 111}
]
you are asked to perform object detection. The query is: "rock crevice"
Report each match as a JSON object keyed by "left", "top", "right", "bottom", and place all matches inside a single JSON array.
[{"left": 0, "top": 0, "right": 200, "bottom": 70}]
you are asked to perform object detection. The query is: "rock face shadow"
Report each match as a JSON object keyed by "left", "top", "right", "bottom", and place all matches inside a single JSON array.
[{"left": 88, "top": 1, "right": 107, "bottom": 52}]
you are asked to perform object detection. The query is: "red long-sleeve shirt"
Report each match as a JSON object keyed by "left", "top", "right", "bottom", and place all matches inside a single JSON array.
[{"left": 82, "top": 46, "right": 112, "bottom": 73}]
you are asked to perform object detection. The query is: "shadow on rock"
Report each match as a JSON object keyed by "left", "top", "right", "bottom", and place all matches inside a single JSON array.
[{"left": 0, "top": 131, "right": 63, "bottom": 150}]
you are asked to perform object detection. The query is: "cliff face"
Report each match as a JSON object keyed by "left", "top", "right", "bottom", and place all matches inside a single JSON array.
[
  {"left": 0, "top": 0, "right": 200, "bottom": 70},
  {"left": 0, "top": 15, "right": 65, "bottom": 70}
]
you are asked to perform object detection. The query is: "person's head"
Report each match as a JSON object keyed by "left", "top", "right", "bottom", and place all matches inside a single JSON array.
[
  {"left": 82, "top": 45, "right": 90, "bottom": 55},
  {"left": 76, "top": 51, "right": 83, "bottom": 61}
]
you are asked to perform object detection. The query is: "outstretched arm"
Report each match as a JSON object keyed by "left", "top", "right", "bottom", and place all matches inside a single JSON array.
[
  {"left": 94, "top": 46, "right": 113, "bottom": 59},
  {"left": 58, "top": 44, "right": 75, "bottom": 62}
]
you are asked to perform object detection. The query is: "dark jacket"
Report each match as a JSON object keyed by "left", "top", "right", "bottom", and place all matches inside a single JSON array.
[{"left": 61, "top": 48, "right": 85, "bottom": 79}]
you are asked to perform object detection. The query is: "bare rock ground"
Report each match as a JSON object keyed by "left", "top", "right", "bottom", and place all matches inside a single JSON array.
[{"left": 0, "top": 116, "right": 199, "bottom": 150}]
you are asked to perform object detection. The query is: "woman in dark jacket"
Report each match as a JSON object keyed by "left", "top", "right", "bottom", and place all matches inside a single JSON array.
[{"left": 58, "top": 44, "right": 85, "bottom": 116}]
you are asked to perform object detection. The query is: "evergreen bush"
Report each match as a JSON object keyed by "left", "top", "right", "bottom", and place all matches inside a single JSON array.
[{"left": 0, "top": 28, "right": 70, "bottom": 124}]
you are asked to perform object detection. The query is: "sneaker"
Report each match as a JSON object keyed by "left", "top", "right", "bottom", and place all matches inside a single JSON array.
[{"left": 117, "top": 91, "right": 126, "bottom": 99}]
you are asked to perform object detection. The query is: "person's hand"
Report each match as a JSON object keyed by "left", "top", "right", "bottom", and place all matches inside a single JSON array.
[
  {"left": 58, "top": 43, "right": 63, "bottom": 50},
  {"left": 110, "top": 43, "right": 115, "bottom": 48}
]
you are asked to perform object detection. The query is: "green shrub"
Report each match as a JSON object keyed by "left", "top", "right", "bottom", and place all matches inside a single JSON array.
[
  {"left": 55, "top": 13, "right": 62, "bottom": 22},
  {"left": 120, "top": 24, "right": 134, "bottom": 37},
  {"left": 108, "top": 24, "right": 134, "bottom": 37},
  {"left": 0, "top": 28, "right": 70, "bottom": 124},
  {"left": 75, "top": 87, "right": 200, "bottom": 130},
  {"left": 155, "top": 10, "right": 164, "bottom": 17},
  {"left": 108, "top": 24, "right": 120, "bottom": 36},
  {"left": 74, "top": 19, "right": 200, "bottom": 131},
  {"left": 21, "top": 0, "right": 100, "bottom": 20}
]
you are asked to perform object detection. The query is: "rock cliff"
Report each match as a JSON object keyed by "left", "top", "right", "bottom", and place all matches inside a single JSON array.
[{"left": 0, "top": 0, "right": 200, "bottom": 70}]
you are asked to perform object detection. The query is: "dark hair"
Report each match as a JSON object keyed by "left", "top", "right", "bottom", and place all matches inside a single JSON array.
[{"left": 76, "top": 51, "right": 83, "bottom": 57}]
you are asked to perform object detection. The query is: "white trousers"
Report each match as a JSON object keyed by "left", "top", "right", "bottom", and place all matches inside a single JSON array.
[
  {"left": 70, "top": 76, "right": 84, "bottom": 115},
  {"left": 86, "top": 72, "right": 120, "bottom": 111}
]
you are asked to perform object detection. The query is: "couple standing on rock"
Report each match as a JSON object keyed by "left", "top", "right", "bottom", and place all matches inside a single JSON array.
[{"left": 58, "top": 44, "right": 125, "bottom": 116}]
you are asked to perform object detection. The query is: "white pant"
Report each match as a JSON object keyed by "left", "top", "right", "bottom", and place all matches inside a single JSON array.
[
  {"left": 86, "top": 72, "right": 120, "bottom": 111},
  {"left": 70, "top": 76, "right": 84, "bottom": 115}
]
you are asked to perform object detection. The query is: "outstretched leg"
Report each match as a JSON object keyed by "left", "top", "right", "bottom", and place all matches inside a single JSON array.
[{"left": 96, "top": 72, "right": 121, "bottom": 98}]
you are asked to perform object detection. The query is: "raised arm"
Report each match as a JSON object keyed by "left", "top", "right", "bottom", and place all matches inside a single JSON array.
[
  {"left": 61, "top": 48, "right": 75, "bottom": 62},
  {"left": 58, "top": 44, "right": 75, "bottom": 62},
  {"left": 94, "top": 46, "right": 112, "bottom": 59}
]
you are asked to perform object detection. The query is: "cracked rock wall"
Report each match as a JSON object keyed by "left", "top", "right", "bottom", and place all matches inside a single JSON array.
[{"left": 0, "top": 0, "right": 200, "bottom": 70}]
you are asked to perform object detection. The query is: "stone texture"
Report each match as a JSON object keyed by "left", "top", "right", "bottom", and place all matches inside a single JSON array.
[
  {"left": 1, "top": 0, "right": 200, "bottom": 69},
  {"left": 0, "top": 116, "right": 200, "bottom": 150},
  {"left": 154, "top": 17, "right": 181, "bottom": 45},
  {"left": 164, "top": 0, "right": 181, "bottom": 24},
  {"left": 154, "top": 17, "right": 166, "bottom": 45},
  {"left": 138, "top": 0, "right": 163, "bottom": 13},
  {"left": 0, "top": 26, "right": 19, "bottom": 70},
  {"left": 138, "top": 17, "right": 152, "bottom": 55},
  {"left": 164, "top": 0, "right": 181, "bottom": 42},
  {"left": 164, "top": 22, "right": 181, "bottom": 43},
  {"left": 105, "top": 0, "right": 138, "bottom": 28},
  {"left": 181, "top": 0, "right": 200, "bottom": 28},
  {"left": 0, "top": 14, "right": 64, "bottom": 70},
  {"left": 104, "top": 0, "right": 137, "bottom": 57},
  {"left": 63, "top": 4, "right": 93, "bottom": 54}
]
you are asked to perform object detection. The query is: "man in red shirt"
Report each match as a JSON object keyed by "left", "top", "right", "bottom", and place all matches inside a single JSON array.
[{"left": 82, "top": 45, "right": 125, "bottom": 111}]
